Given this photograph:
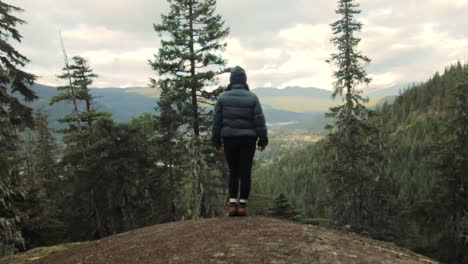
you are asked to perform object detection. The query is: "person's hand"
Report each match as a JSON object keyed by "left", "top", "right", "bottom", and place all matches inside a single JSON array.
[
  {"left": 215, "top": 146, "right": 223, "bottom": 153},
  {"left": 257, "top": 146, "right": 266, "bottom": 152}
]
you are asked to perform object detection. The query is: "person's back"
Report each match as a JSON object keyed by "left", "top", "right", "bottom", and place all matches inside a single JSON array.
[
  {"left": 216, "top": 84, "right": 267, "bottom": 141},
  {"left": 211, "top": 66, "right": 268, "bottom": 217}
]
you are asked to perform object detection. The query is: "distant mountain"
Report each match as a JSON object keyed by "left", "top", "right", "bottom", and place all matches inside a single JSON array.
[
  {"left": 26, "top": 83, "right": 406, "bottom": 132},
  {"left": 249, "top": 84, "right": 408, "bottom": 112},
  {"left": 27, "top": 84, "right": 157, "bottom": 129},
  {"left": 88, "top": 88, "right": 157, "bottom": 121},
  {"left": 253, "top": 86, "right": 332, "bottom": 98},
  {"left": 364, "top": 83, "right": 414, "bottom": 99},
  {"left": 253, "top": 84, "right": 408, "bottom": 99},
  {"left": 27, "top": 84, "right": 323, "bottom": 128}
]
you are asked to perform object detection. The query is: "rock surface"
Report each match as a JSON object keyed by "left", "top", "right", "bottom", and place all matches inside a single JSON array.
[{"left": 29, "top": 217, "right": 436, "bottom": 264}]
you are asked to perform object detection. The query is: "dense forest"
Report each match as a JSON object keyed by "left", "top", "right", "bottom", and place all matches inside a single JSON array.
[
  {"left": 0, "top": 0, "right": 466, "bottom": 264},
  {"left": 253, "top": 63, "right": 468, "bottom": 263},
  {"left": 0, "top": 0, "right": 230, "bottom": 256}
]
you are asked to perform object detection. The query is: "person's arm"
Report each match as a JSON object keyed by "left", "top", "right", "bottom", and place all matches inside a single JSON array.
[
  {"left": 211, "top": 97, "right": 223, "bottom": 148},
  {"left": 253, "top": 96, "right": 268, "bottom": 148}
]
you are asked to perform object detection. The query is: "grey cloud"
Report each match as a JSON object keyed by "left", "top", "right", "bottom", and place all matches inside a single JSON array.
[
  {"left": 7, "top": 0, "right": 468, "bottom": 88},
  {"left": 218, "top": 0, "right": 335, "bottom": 49}
]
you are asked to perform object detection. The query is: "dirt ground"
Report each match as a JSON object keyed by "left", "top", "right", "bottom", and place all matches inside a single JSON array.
[{"left": 28, "top": 217, "right": 437, "bottom": 264}]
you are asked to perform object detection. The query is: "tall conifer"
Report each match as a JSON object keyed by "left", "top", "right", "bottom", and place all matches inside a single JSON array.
[
  {"left": 0, "top": 2, "right": 37, "bottom": 150},
  {"left": 50, "top": 56, "right": 103, "bottom": 131},
  {"left": 326, "top": 0, "right": 386, "bottom": 232},
  {"left": 0, "top": 1, "right": 37, "bottom": 255},
  {"left": 150, "top": 0, "right": 229, "bottom": 218},
  {"left": 433, "top": 76, "right": 468, "bottom": 263}
]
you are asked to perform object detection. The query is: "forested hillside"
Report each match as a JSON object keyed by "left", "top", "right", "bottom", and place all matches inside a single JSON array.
[
  {"left": 252, "top": 63, "right": 468, "bottom": 263},
  {"left": 1, "top": 0, "right": 466, "bottom": 263}
]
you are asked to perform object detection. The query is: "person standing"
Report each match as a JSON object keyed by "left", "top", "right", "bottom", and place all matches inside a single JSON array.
[{"left": 211, "top": 66, "right": 269, "bottom": 217}]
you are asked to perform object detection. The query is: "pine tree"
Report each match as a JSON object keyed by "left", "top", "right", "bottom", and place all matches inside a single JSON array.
[
  {"left": 50, "top": 60, "right": 84, "bottom": 131},
  {"left": 50, "top": 56, "right": 104, "bottom": 131},
  {"left": 68, "top": 56, "right": 103, "bottom": 126},
  {"left": 129, "top": 114, "right": 174, "bottom": 223},
  {"left": 252, "top": 62, "right": 468, "bottom": 262},
  {"left": 432, "top": 77, "right": 468, "bottom": 264},
  {"left": 32, "top": 111, "right": 59, "bottom": 200},
  {"left": 0, "top": 2, "right": 37, "bottom": 151},
  {"left": 326, "top": 0, "right": 385, "bottom": 232},
  {"left": 154, "top": 88, "right": 186, "bottom": 220},
  {"left": 150, "top": 0, "right": 229, "bottom": 218},
  {"left": 20, "top": 111, "right": 65, "bottom": 248},
  {"left": 60, "top": 117, "right": 168, "bottom": 240},
  {"left": 0, "top": 160, "right": 27, "bottom": 256},
  {"left": 268, "top": 193, "right": 300, "bottom": 221},
  {"left": 0, "top": 2, "right": 37, "bottom": 256}
]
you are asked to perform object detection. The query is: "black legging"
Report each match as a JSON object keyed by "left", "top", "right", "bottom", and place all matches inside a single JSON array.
[{"left": 223, "top": 137, "right": 257, "bottom": 200}]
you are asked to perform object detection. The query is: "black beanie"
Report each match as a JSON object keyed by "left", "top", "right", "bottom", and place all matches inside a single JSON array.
[{"left": 230, "top": 66, "right": 247, "bottom": 84}]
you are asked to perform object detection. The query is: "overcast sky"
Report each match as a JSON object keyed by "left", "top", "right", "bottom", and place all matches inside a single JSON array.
[{"left": 9, "top": 0, "right": 468, "bottom": 90}]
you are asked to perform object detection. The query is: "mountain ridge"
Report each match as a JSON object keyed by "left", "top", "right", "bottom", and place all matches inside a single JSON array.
[
  {"left": 26, "top": 83, "right": 404, "bottom": 131},
  {"left": 27, "top": 84, "right": 325, "bottom": 127}
]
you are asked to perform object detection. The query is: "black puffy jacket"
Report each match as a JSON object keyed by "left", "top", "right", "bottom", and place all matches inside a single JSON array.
[{"left": 211, "top": 84, "right": 268, "bottom": 147}]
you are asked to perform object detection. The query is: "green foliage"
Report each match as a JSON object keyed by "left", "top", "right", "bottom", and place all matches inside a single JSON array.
[
  {"left": 58, "top": 116, "right": 168, "bottom": 240},
  {"left": 327, "top": 0, "right": 371, "bottom": 98},
  {"left": 150, "top": 0, "right": 229, "bottom": 136},
  {"left": 268, "top": 193, "right": 301, "bottom": 221},
  {"left": 0, "top": 2, "right": 37, "bottom": 256},
  {"left": 31, "top": 112, "right": 59, "bottom": 189},
  {"left": 0, "top": 242, "right": 80, "bottom": 264},
  {"left": 19, "top": 111, "right": 65, "bottom": 249},
  {"left": 253, "top": 62, "right": 468, "bottom": 263},
  {"left": 150, "top": 0, "right": 229, "bottom": 218},
  {"left": 0, "top": 156, "right": 27, "bottom": 256},
  {"left": 50, "top": 56, "right": 108, "bottom": 131},
  {"left": 429, "top": 72, "right": 468, "bottom": 263},
  {"left": 324, "top": 0, "right": 394, "bottom": 234},
  {"left": 253, "top": 140, "right": 332, "bottom": 219},
  {"left": 0, "top": 2, "right": 37, "bottom": 151}
]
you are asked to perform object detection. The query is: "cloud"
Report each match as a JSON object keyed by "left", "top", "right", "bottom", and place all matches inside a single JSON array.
[
  {"left": 7, "top": 0, "right": 468, "bottom": 90},
  {"left": 369, "top": 72, "right": 400, "bottom": 88}
]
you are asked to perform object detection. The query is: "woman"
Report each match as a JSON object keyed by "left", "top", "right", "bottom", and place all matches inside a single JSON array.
[{"left": 211, "top": 66, "right": 269, "bottom": 217}]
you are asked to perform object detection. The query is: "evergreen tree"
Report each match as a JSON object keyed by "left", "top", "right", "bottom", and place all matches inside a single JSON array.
[
  {"left": 150, "top": 0, "right": 229, "bottom": 218},
  {"left": 0, "top": 2, "right": 37, "bottom": 150},
  {"left": 0, "top": 1, "right": 37, "bottom": 256},
  {"left": 50, "top": 59, "right": 84, "bottom": 131},
  {"left": 0, "top": 160, "right": 27, "bottom": 256},
  {"left": 32, "top": 111, "right": 59, "bottom": 192},
  {"left": 129, "top": 114, "right": 174, "bottom": 223},
  {"left": 432, "top": 76, "right": 468, "bottom": 264},
  {"left": 68, "top": 56, "right": 102, "bottom": 126},
  {"left": 154, "top": 88, "right": 186, "bottom": 220},
  {"left": 326, "top": 0, "right": 386, "bottom": 232},
  {"left": 50, "top": 56, "right": 103, "bottom": 131},
  {"left": 59, "top": 117, "right": 170, "bottom": 240},
  {"left": 253, "top": 62, "right": 468, "bottom": 262},
  {"left": 21, "top": 111, "right": 64, "bottom": 248},
  {"left": 268, "top": 193, "right": 300, "bottom": 221}
]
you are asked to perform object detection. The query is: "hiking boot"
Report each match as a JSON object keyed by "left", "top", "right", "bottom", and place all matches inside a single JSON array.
[
  {"left": 228, "top": 202, "right": 238, "bottom": 217},
  {"left": 237, "top": 202, "right": 247, "bottom": 217}
]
